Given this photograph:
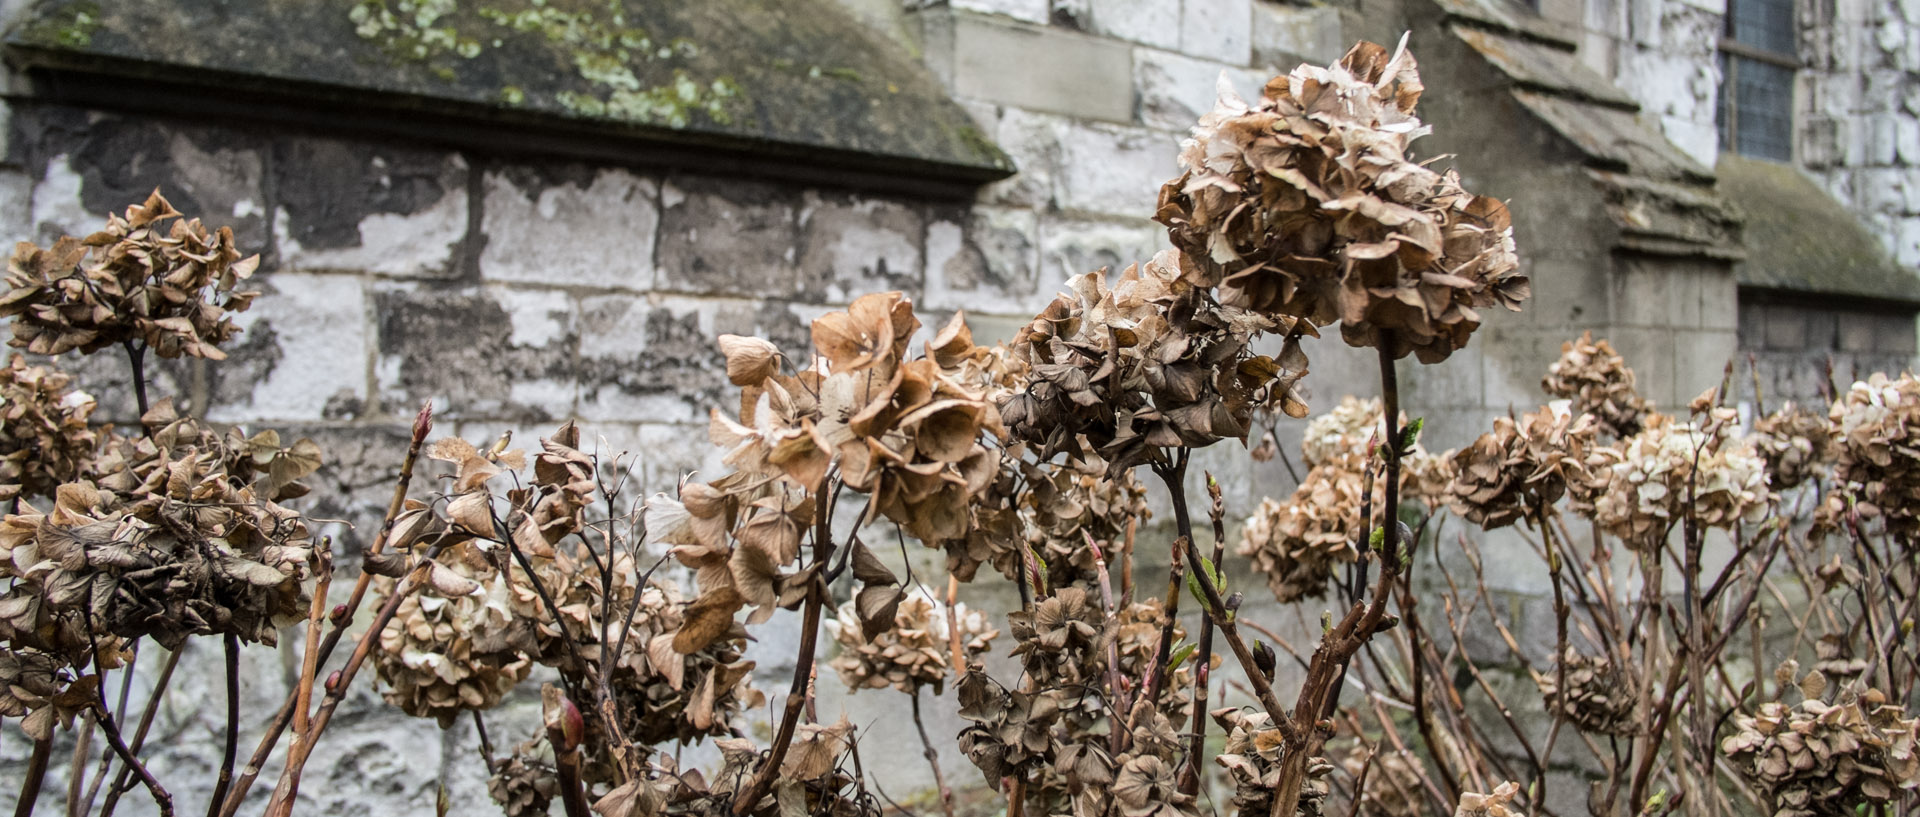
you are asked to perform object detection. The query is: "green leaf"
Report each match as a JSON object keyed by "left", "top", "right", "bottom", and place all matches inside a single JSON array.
[
  {"left": 1168, "top": 641, "right": 1198, "bottom": 672},
  {"left": 1399, "top": 417, "right": 1424, "bottom": 453},
  {"left": 1185, "top": 554, "right": 1225, "bottom": 611},
  {"left": 1368, "top": 527, "right": 1386, "bottom": 551}
]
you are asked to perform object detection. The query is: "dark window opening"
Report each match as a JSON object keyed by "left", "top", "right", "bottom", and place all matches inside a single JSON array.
[{"left": 1718, "top": 0, "right": 1798, "bottom": 161}]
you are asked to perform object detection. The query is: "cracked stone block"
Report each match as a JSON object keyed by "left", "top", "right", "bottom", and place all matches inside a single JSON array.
[
  {"left": 575, "top": 295, "right": 806, "bottom": 424},
  {"left": 480, "top": 165, "right": 658, "bottom": 291},
  {"left": 1087, "top": 0, "right": 1180, "bottom": 49},
  {"left": 979, "top": 107, "right": 1069, "bottom": 208},
  {"left": 1058, "top": 121, "right": 1178, "bottom": 217},
  {"left": 373, "top": 284, "right": 578, "bottom": 424},
  {"left": 204, "top": 271, "right": 369, "bottom": 423},
  {"left": 656, "top": 176, "right": 800, "bottom": 295},
  {"left": 1039, "top": 215, "right": 1164, "bottom": 283},
  {"left": 275, "top": 137, "right": 470, "bottom": 279},
  {"left": 14, "top": 108, "right": 271, "bottom": 250},
  {"left": 796, "top": 191, "right": 925, "bottom": 301},
  {"left": 1134, "top": 47, "right": 1271, "bottom": 132},
  {"left": 925, "top": 205, "right": 1043, "bottom": 316},
  {"left": 1179, "top": 0, "right": 1252, "bottom": 66}
]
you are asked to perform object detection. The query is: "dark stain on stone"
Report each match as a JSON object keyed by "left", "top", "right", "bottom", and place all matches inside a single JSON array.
[
  {"left": 274, "top": 136, "right": 465, "bottom": 253},
  {"left": 578, "top": 305, "right": 725, "bottom": 416},
  {"left": 376, "top": 289, "right": 574, "bottom": 422},
  {"left": 656, "top": 174, "right": 799, "bottom": 295}
]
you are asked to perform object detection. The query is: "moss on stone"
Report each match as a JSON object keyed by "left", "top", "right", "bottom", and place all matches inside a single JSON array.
[
  {"left": 1718, "top": 154, "right": 1920, "bottom": 302},
  {"left": 6, "top": 0, "right": 1014, "bottom": 181}
]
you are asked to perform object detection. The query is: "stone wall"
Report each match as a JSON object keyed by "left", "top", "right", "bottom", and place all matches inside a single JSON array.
[
  {"left": 0, "top": 0, "right": 1784, "bottom": 814},
  {"left": 1801, "top": 0, "right": 1920, "bottom": 267}
]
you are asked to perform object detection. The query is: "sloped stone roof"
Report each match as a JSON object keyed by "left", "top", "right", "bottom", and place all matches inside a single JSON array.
[
  {"left": 4, "top": 0, "right": 1013, "bottom": 196},
  {"left": 1717, "top": 154, "right": 1920, "bottom": 304},
  {"left": 1438, "top": 0, "right": 1741, "bottom": 258}
]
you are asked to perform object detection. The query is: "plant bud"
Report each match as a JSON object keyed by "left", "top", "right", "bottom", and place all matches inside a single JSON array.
[
  {"left": 324, "top": 670, "right": 342, "bottom": 694},
  {"left": 329, "top": 604, "right": 349, "bottom": 624}
]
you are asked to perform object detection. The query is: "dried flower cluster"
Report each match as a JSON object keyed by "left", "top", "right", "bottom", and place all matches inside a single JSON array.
[
  {"left": 1241, "top": 397, "right": 1448, "bottom": 602},
  {"left": 827, "top": 588, "right": 996, "bottom": 694},
  {"left": 0, "top": 354, "right": 100, "bottom": 502},
  {"left": 1748, "top": 404, "right": 1837, "bottom": 491},
  {"left": 1586, "top": 409, "right": 1770, "bottom": 550},
  {"left": 1212, "top": 708, "right": 1332, "bottom": 816},
  {"left": 1452, "top": 782, "right": 1525, "bottom": 817},
  {"left": 1539, "top": 333, "right": 1651, "bottom": 439},
  {"left": 1001, "top": 251, "right": 1310, "bottom": 470},
  {"left": 958, "top": 589, "right": 1196, "bottom": 817},
  {"left": 0, "top": 400, "right": 320, "bottom": 652},
  {"left": 1825, "top": 373, "right": 1920, "bottom": 539},
  {"left": 1447, "top": 405, "right": 1591, "bottom": 529},
  {"left": 373, "top": 544, "right": 530, "bottom": 725},
  {"left": 1155, "top": 41, "right": 1524, "bottom": 362},
  {"left": 1537, "top": 648, "right": 1636, "bottom": 736},
  {"left": 0, "top": 190, "right": 258, "bottom": 359},
  {"left": 1722, "top": 687, "right": 1920, "bottom": 817},
  {"left": 1016, "top": 458, "right": 1151, "bottom": 588}
]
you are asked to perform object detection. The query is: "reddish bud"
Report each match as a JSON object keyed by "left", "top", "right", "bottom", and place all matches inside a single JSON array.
[
  {"left": 329, "top": 604, "right": 349, "bottom": 625},
  {"left": 412, "top": 400, "right": 434, "bottom": 443},
  {"left": 324, "top": 670, "right": 342, "bottom": 694}
]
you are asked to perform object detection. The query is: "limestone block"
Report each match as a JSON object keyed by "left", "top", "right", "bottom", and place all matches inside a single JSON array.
[
  {"left": 1611, "top": 257, "right": 1675, "bottom": 328},
  {"left": 980, "top": 107, "right": 1068, "bottom": 208},
  {"left": 1058, "top": 121, "right": 1178, "bottom": 217},
  {"left": 656, "top": 176, "right": 800, "bottom": 295},
  {"left": 1179, "top": 0, "right": 1253, "bottom": 66},
  {"left": 924, "top": 205, "right": 1043, "bottom": 316},
  {"left": 480, "top": 166, "right": 657, "bottom": 291},
  {"left": 953, "top": 0, "right": 1049, "bottom": 23},
  {"left": 274, "top": 138, "right": 469, "bottom": 279},
  {"left": 636, "top": 421, "right": 733, "bottom": 490},
  {"left": 575, "top": 295, "right": 806, "bottom": 424},
  {"left": 207, "top": 272, "right": 369, "bottom": 423},
  {"left": 373, "top": 284, "right": 579, "bottom": 424},
  {"left": 1672, "top": 327, "right": 1736, "bottom": 397},
  {"left": 1251, "top": 2, "right": 1345, "bottom": 68},
  {"left": 1086, "top": 0, "right": 1180, "bottom": 50},
  {"left": 1896, "top": 217, "right": 1920, "bottom": 266},
  {"left": 948, "top": 12, "right": 1135, "bottom": 122},
  {"left": 1038, "top": 215, "right": 1165, "bottom": 283},
  {"left": 1134, "top": 48, "right": 1269, "bottom": 132},
  {"left": 0, "top": 168, "right": 30, "bottom": 248},
  {"left": 796, "top": 191, "right": 925, "bottom": 301}
]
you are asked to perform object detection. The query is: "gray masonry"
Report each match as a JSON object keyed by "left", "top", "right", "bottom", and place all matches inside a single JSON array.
[{"left": 0, "top": 0, "right": 1916, "bottom": 814}]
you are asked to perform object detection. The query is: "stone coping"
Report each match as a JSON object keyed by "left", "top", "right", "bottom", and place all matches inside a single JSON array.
[{"left": 4, "top": 0, "right": 1015, "bottom": 197}]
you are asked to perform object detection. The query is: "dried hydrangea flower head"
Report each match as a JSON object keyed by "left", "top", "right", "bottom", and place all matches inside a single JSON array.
[
  {"left": 1585, "top": 407, "right": 1770, "bottom": 550},
  {"left": 1001, "top": 250, "right": 1312, "bottom": 470},
  {"left": 487, "top": 737, "right": 560, "bottom": 817},
  {"left": 827, "top": 586, "right": 997, "bottom": 695},
  {"left": 1242, "top": 396, "right": 1449, "bottom": 602},
  {"left": 0, "top": 399, "right": 320, "bottom": 651},
  {"left": 1453, "top": 782, "right": 1525, "bottom": 817},
  {"left": 373, "top": 542, "right": 531, "bottom": 726},
  {"left": 1156, "top": 39, "right": 1525, "bottom": 363},
  {"left": 1824, "top": 373, "right": 1920, "bottom": 540},
  {"left": 1212, "top": 707, "right": 1333, "bottom": 816},
  {"left": 1536, "top": 647, "right": 1637, "bottom": 736},
  {"left": 1722, "top": 682, "right": 1920, "bottom": 817},
  {"left": 1540, "top": 333, "right": 1652, "bottom": 439},
  {"left": 1014, "top": 457, "right": 1151, "bottom": 587},
  {"left": 1746, "top": 403, "right": 1837, "bottom": 491},
  {"left": 0, "top": 354, "right": 100, "bottom": 502},
  {"left": 0, "top": 645, "right": 108, "bottom": 741},
  {"left": 1447, "top": 403, "right": 1596, "bottom": 529},
  {"left": 0, "top": 190, "right": 259, "bottom": 359}
]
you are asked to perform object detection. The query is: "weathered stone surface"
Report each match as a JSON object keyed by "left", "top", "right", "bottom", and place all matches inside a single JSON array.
[
  {"left": 656, "top": 176, "right": 800, "bottom": 295},
  {"left": 1134, "top": 47, "right": 1269, "bottom": 132},
  {"left": 978, "top": 107, "right": 1069, "bottom": 208},
  {"left": 925, "top": 205, "right": 1042, "bottom": 315},
  {"left": 1251, "top": 3, "right": 1344, "bottom": 67},
  {"left": 11, "top": 108, "right": 271, "bottom": 248},
  {"left": 1057, "top": 121, "right": 1177, "bottom": 216},
  {"left": 480, "top": 166, "right": 658, "bottom": 291},
  {"left": 1038, "top": 215, "right": 1163, "bottom": 282},
  {"left": 373, "top": 285, "right": 577, "bottom": 423},
  {"left": 575, "top": 295, "right": 806, "bottom": 423},
  {"left": 797, "top": 191, "right": 925, "bottom": 301},
  {"left": 1086, "top": 0, "right": 1181, "bottom": 50},
  {"left": 953, "top": 0, "right": 1050, "bottom": 23},
  {"left": 208, "top": 271, "right": 369, "bottom": 423},
  {"left": 275, "top": 139, "right": 470, "bottom": 279},
  {"left": 943, "top": 11, "right": 1135, "bottom": 122},
  {"left": 6, "top": 0, "right": 1012, "bottom": 184},
  {"left": 1178, "top": 0, "right": 1252, "bottom": 65}
]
